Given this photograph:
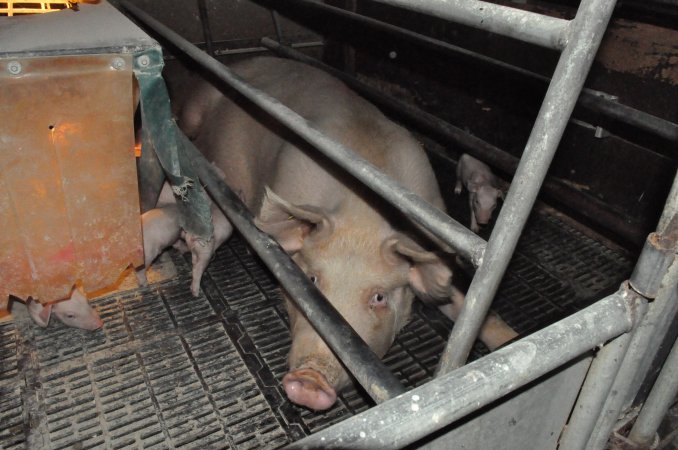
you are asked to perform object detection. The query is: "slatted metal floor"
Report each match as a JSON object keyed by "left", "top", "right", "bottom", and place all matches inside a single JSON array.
[{"left": 0, "top": 201, "right": 633, "bottom": 449}]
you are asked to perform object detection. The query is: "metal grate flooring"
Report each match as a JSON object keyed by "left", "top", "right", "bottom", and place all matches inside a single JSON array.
[{"left": 0, "top": 208, "right": 633, "bottom": 449}]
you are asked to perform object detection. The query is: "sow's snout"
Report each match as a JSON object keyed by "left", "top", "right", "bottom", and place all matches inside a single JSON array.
[{"left": 282, "top": 368, "right": 337, "bottom": 411}]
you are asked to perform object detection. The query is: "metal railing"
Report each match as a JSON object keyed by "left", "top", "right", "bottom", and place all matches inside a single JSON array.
[{"left": 439, "top": 0, "right": 618, "bottom": 371}]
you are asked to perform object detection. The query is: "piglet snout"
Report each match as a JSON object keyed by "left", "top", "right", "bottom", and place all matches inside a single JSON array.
[{"left": 283, "top": 368, "right": 337, "bottom": 411}]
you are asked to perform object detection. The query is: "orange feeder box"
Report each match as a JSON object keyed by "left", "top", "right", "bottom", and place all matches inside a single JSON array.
[{"left": 0, "top": 2, "right": 157, "bottom": 317}]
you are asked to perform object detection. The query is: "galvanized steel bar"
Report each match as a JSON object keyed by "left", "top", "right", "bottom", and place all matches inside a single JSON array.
[
  {"left": 120, "top": 0, "right": 485, "bottom": 265},
  {"left": 438, "top": 0, "right": 618, "bottom": 372},
  {"left": 367, "top": 0, "right": 568, "bottom": 50},
  {"left": 658, "top": 169, "right": 678, "bottom": 233},
  {"left": 587, "top": 252, "right": 678, "bottom": 449},
  {"left": 119, "top": 0, "right": 406, "bottom": 404},
  {"left": 586, "top": 178, "right": 678, "bottom": 449},
  {"left": 558, "top": 294, "right": 644, "bottom": 450},
  {"left": 630, "top": 232, "right": 676, "bottom": 298},
  {"left": 261, "top": 38, "right": 647, "bottom": 245},
  {"left": 628, "top": 335, "right": 678, "bottom": 446},
  {"left": 287, "top": 0, "right": 678, "bottom": 143},
  {"left": 286, "top": 290, "right": 642, "bottom": 450}
]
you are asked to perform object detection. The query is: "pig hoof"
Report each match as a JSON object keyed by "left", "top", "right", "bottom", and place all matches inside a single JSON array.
[
  {"left": 283, "top": 369, "right": 337, "bottom": 411},
  {"left": 454, "top": 186, "right": 462, "bottom": 195},
  {"left": 191, "top": 282, "right": 201, "bottom": 297},
  {"left": 135, "top": 269, "right": 149, "bottom": 287}
]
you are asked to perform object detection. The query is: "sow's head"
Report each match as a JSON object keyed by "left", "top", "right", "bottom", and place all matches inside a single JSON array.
[{"left": 256, "top": 188, "right": 452, "bottom": 410}]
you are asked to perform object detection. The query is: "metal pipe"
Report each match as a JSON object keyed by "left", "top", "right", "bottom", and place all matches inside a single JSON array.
[
  {"left": 182, "top": 132, "right": 406, "bottom": 403},
  {"left": 585, "top": 179, "right": 678, "bottom": 449},
  {"left": 587, "top": 259, "right": 678, "bottom": 449},
  {"left": 196, "top": 0, "right": 214, "bottom": 56},
  {"left": 657, "top": 169, "right": 678, "bottom": 233},
  {"left": 270, "top": 9, "right": 284, "bottom": 43},
  {"left": 438, "top": 0, "right": 618, "bottom": 372},
  {"left": 630, "top": 232, "right": 676, "bottom": 298},
  {"left": 628, "top": 335, "right": 678, "bottom": 446},
  {"left": 284, "top": 0, "right": 678, "bottom": 144},
  {"left": 367, "top": 0, "right": 568, "bottom": 50},
  {"left": 119, "top": 0, "right": 486, "bottom": 265},
  {"left": 119, "top": 0, "right": 405, "bottom": 405},
  {"left": 558, "top": 295, "right": 644, "bottom": 450},
  {"left": 577, "top": 94, "right": 678, "bottom": 143},
  {"left": 286, "top": 289, "right": 642, "bottom": 450},
  {"left": 261, "top": 38, "right": 648, "bottom": 245}
]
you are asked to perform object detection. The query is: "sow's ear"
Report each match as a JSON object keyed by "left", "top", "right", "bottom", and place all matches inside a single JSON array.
[
  {"left": 27, "top": 297, "right": 52, "bottom": 327},
  {"left": 384, "top": 234, "right": 453, "bottom": 301},
  {"left": 255, "top": 187, "right": 333, "bottom": 253}
]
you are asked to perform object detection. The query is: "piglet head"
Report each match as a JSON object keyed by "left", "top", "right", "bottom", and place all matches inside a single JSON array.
[
  {"left": 27, "top": 289, "right": 103, "bottom": 331},
  {"left": 469, "top": 183, "right": 503, "bottom": 226}
]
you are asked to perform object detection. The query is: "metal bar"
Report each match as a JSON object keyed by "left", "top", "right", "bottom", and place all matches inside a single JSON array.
[
  {"left": 629, "top": 232, "right": 676, "bottom": 298},
  {"left": 261, "top": 38, "right": 647, "bottom": 245},
  {"left": 586, "top": 233, "right": 678, "bottom": 448},
  {"left": 285, "top": 0, "right": 678, "bottom": 143},
  {"left": 578, "top": 94, "right": 678, "bottom": 143},
  {"left": 628, "top": 335, "right": 678, "bottom": 446},
  {"left": 657, "top": 169, "right": 678, "bottom": 233},
  {"left": 119, "top": 0, "right": 405, "bottom": 404},
  {"left": 270, "top": 9, "right": 284, "bottom": 43},
  {"left": 211, "top": 41, "right": 323, "bottom": 57},
  {"left": 285, "top": 289, "right": 642, "bottom": 450},
  {"left": 119, "top": 0, "right": 486, "bottom": 265},
  {"left": 438, "top": 0, "right": 618, "bottom": 372},
  {"left": 366, "top": 0, "right": 568, "bottom": 50},
  {"left": 196, "top": 0, "right": 215, "bottom": 56},
  {"left": 558, "top": 302, "right": 642, "bottom": 450}
]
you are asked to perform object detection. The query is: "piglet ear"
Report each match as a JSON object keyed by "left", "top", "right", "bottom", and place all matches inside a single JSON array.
[
  {"left": 27, "top": 297, "right": 52, "bottom": 327},
  {"left": 255, "top": 187, "right": 333, "bottom": 254},
  {"left": 383, "top": 234, "right": 453, "bottom": 301},
  {"left": 497, "top": 188, "right": 505, "bottom": 200}
]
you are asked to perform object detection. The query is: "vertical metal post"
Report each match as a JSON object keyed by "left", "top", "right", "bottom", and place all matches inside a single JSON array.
[
  {"left": 658, "top": 169, "right": 678, "bottom": 233},
  {"left": 558, "top": 308, "right": 641, "bottom": 450},
  {"left": 438, "top": 0, "right": 618, "bottom": 373},
  {"left": 270, "top": 9, "right": 284, "bottom": 43},
  {"left": 196, "top": 0, "right": 215, "bottom": 56},
  {"left": 628, "top": 335, "right": 678, "bottom": 446},
  {"left": 586, "top": 262, "right": 678, "bottom": 449},
  {"left": 585, "top": 170, "right": 678, "bottom": 450}
]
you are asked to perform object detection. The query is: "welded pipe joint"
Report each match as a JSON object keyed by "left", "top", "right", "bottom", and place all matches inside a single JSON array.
[{"left": 630, "top": 232, "right": 677, "bottom": 299}]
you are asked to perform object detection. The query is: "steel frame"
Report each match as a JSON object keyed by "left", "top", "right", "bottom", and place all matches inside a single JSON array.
[{"left": 118, "top": 0, "right": 678, "bottom": 447}]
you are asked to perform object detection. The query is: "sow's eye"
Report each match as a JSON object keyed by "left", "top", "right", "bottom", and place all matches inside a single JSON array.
[
  {"left": 309, "top": 275, "right": 318, "bottom": 285},
  {"left": 369, "top": 292, "right": 388, "bottom": 309}
]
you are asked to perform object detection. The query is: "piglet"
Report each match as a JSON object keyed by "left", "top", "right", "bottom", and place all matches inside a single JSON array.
[
  {"left": 27, "top": 287, "right": 103, "bottom": 330},
  {"left": 455, "top": 153, "right": 504, "bottom": 233},
  {"left": 155, "top": 166, "right": 234, "bottom": 297},
  {"left": 183, "top": 204, "right": 233, "bottom": 297},
  {"left": 139, "top": 189, "right": 233, "bottom": 297},
  {"left": 136, "top": 204, "right": 183, "bottom": 286}
]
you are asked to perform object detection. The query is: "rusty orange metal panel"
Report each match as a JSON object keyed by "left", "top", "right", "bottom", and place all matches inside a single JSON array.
[{"left": 0, "top": 54, "right": 143, "bottom": 305}]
